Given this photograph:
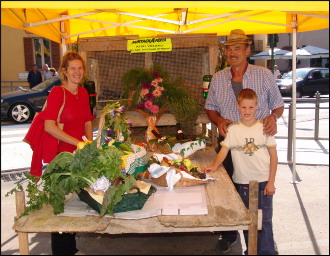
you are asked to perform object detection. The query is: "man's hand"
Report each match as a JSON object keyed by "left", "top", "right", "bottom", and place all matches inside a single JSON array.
[
  {"left": 263, "top": 115, "right": 277, "bottom": 136},
  {"left": 218, "top": 118, "right": 232, "bottom": 137}
]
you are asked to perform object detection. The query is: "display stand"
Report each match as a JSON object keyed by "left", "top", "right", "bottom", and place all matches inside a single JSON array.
[{"left": 13, "top": 149, "right": 260, "bottom": 255}]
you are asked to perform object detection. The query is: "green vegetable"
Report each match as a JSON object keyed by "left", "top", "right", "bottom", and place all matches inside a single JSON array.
[
  {"left": 6, "top": 141, "right": 134, "bottom": 216},
  {"left": 118, "top": 143, "right": 134, "bottom": 153}
]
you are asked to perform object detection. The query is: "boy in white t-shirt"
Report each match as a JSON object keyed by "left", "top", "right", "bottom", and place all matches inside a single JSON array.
[{"left": 203, "top": 88, "right": 277, "bottom": 255}]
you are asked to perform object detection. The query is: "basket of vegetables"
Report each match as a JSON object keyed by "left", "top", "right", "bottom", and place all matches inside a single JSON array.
[{"left": 149, "top": 157, "right": 208, "bottom": 188}]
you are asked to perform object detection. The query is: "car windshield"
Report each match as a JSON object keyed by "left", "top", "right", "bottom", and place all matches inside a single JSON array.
[
  {"left": 281, "top": 69, "right": 310, "bottom": 79},
  {"left": 30, "top": 77, "right": 60, "bottom": 91}
]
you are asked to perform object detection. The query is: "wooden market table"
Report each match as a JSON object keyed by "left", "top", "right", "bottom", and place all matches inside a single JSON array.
[{"left": 13, "top": 149, "right": 260, "bottom": 255}]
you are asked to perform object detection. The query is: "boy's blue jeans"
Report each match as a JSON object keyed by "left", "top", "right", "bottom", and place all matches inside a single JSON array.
[{"left": 234, "top": 181, "right": 276, "bottom": 255}]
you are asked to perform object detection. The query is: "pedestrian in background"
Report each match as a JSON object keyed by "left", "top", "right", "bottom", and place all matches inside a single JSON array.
[
  {"left": 273, "top": 65, "right": 281, "bottom": 79},
  {"left": 43, "top": 64, "right": 52, "bottom": 80},
  {"left": 27, "top": 64, "right": 42, "bottom": 89},
  {"left": 49, "top": 67, "right": 59, "bottom": 77},
  {"left": 205, "top": 28, "right": 284, "bottom": 254}
]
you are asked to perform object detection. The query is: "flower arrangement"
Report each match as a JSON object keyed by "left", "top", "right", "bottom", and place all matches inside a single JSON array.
[
  {"left": 99, "top": 101, "right": 132, "bottom": 145},
  {"left": 135, "top": 71, "right": 165, "bottom": 115}
]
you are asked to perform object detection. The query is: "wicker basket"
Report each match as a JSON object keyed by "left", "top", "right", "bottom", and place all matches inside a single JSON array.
[
  {"left": 151, "top": 168, "right": 208, "bottom": 187},
  {"left": 156, "top": 138, "right": 203, "bottom": 159},
  {"left": 157, "top": 143, "right": 173, "bottom": 154}
]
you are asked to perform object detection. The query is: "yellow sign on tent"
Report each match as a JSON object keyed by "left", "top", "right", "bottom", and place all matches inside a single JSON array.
[{"left": 127, "top": 37, "right": 172, "bottom": 53}]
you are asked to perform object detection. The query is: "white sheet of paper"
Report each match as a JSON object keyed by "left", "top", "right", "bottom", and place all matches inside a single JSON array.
[{"left": 60, "top": 182, "right": 208, "bottom": 219}]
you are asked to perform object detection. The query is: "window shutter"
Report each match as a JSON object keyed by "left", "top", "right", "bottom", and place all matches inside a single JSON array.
[
  {"left": 24, "top": 38, "right": 34, "bottom": 72},
  {"left": 51, "top": 41, "right": 60, "bottom": 70}
]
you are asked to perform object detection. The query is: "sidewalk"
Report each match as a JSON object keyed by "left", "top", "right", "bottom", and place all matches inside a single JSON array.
[{"left": 1, "top": 134, "right": 329, "bottom": 171}]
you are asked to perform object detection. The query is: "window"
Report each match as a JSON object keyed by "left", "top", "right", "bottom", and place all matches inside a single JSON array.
[
  {"left": 320, "top": 69, "right": 329, "bottom": 78},
  {"left": 34, "top": 38, "right": 51, "bottom": 69},
  {"left": 24, "top": 38, "right": 60, "bottom": 72}
]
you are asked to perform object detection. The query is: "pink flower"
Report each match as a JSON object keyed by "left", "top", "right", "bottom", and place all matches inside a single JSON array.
[
  {"left": 140, "top": 89, "right": 149, "bottom": 96},
  {"left": 144, "top": 100, "right": 153, "bottom": 109},
  {"left": 156, "top": 77, "right": 163, "bottom": 83},
  {"left": 150, "top": 105, "right": 159, "bottom": 114},
  {"left": 153, "top": 89, "right": 162, "bottom": 97},
  {"left": 156, "top": 86, "right": 164, "bottom": 91},
  {"left": 151, "top": 80, "right": 158, "bottom": 87}
]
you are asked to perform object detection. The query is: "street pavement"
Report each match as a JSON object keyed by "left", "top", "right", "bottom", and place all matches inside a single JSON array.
[{"left": 1, "top": 104, "right": 329, "bottom": 254}]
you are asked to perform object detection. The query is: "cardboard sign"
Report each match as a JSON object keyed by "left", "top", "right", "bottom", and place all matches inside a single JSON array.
[
  {"left": 127, "top": 37, "right": 172, "bottom": 53},
  {"left": 19, "top": 73, "right": 28, "bottom": 79}
]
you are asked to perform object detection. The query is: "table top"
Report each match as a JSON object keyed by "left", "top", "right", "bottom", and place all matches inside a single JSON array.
[{"left": 13, "top": 149, "right": 251, "bottom": 234}]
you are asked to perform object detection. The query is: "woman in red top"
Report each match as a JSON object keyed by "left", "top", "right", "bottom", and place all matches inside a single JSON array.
[
  {"left": 44, "top": 52, "right": 93, "bottom": 153},
  {"left": 44, "top": 51, "right": 93, "bottom": 255}
]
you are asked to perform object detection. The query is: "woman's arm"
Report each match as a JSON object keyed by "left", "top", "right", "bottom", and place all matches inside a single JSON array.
[
  {"left": 44, "top": 120, "right": 80, "bottom": 146},
  {"left": 85, "top": 121, "right": 93, "bottom": 141}
]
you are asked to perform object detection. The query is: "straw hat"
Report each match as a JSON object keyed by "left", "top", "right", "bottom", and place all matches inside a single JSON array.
[{"left": 224, "top": 29, "right": 253, "bottom": 45}]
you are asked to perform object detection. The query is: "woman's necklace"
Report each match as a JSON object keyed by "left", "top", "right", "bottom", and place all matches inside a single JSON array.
[{"left": 63, "top": 85, "right": 78, "bottom": 99}]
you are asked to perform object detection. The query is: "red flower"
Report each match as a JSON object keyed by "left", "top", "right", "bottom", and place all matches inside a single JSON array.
[
  {"left": 152, "top": 71, "right": 161, "bottom": 78},
  {"left": 141, "top": 83, "right": 151, "bottom": 89},
  {"left": 145, "top": 92, "right": 154, "bottom": 99}
]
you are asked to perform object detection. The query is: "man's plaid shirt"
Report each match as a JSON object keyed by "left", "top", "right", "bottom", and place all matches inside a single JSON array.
[{"left": 205, "top": 64, "right": 284, "bottom": 123}]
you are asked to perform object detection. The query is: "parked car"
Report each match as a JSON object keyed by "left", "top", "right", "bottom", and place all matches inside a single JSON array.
[
  {"left": 277, "top": 67, "right": 329, "bottom": 98},
  {"left": 1, "top": 77, "right": 61, "bottom": 123}
]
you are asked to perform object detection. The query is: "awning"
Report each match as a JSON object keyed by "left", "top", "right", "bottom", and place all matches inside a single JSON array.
[
  {"left": 1, "top": 1, "right": 329, "bottom": 44},
  {"left": 250, "top": 47, "right": 290, "bottom": 60},
  {"left": 282, "top": 45, "right": 329, "bottom": 59}
]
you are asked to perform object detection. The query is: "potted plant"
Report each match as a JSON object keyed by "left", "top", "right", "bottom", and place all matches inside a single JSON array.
[
  {"left": 169, "top": 96, "right": 203, "bottom": 137},
  {"left": 122, "top": 65, "right": 187, "bottom": 150}
]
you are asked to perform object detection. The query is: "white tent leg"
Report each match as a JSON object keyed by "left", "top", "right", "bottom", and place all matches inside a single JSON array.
[
  {"left": 60, "top": 19, "right": 67, "bottom": 56},
  {"left": 290, "top": 14, "right": 299, "bottom": 184}
]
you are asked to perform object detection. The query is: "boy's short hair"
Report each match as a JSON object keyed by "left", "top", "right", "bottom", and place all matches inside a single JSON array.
[{"left": 238, "top": 88, "right": 258, "bottom": 104}]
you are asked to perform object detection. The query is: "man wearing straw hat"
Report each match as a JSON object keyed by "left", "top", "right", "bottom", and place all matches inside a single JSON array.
[{"left": 205, "top": 29, "right": 284, "bottom": 254}]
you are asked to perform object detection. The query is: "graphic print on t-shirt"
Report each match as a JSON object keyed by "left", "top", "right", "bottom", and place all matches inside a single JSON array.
[{"left": 243, "top": 138, "right": 259, "bottom": 156}]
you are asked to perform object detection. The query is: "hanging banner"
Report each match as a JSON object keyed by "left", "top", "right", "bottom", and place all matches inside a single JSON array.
[{"left": 127, "top": 37, "right": 172, "bottom": 53}]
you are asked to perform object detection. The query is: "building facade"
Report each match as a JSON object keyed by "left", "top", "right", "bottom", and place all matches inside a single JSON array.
[
  {"left": 251, "top": 28, "right": 329, "bottom": 74},
  {"left": 1, "top": 25, "right": 329, "bottom": 88}
]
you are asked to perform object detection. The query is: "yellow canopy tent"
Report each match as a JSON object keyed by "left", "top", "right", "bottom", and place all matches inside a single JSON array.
[
  {"left": 1, "top": 1, "right": 329, "bottom": 184},
  {"left": 1, "top": 1, "right": 328, "bottom": 44}
]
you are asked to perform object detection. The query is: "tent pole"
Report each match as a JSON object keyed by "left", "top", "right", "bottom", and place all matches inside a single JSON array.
[
  {"left": 290, "top": 15, "right": 299, "bottom": 184},
  {"left": 60, "top": 17, "right": 67, "bottom": 56}
]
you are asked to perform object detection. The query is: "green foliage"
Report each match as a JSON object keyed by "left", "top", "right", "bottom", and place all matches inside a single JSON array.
[
  {"left": 122, "top": 65, "right": 188, "bottom": 111},
  {"left": 169, "top": 96, "right": 203, "bottom": 122},
  {"left": 101, "top": 102, "right": 132, "bottom": 144},
  {"left": 5, "top": 173, "right": 50, "bottom": 217},
  {"left": 122, "top": 68, "right": 153, "bottom": 97},
  {"left": 6, "top": 141, "right": 129, "bottom": 216},
  {"left": 101, "top": 175, "right": 136, "bottom": 216},
  {"left": 215, "top": 42, "right": 230, "bottom": 73}
]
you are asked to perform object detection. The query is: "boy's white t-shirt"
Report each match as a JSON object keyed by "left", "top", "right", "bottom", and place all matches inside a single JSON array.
[{"left": 221, "top": 120, "right": 276, "bottom": 184}]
